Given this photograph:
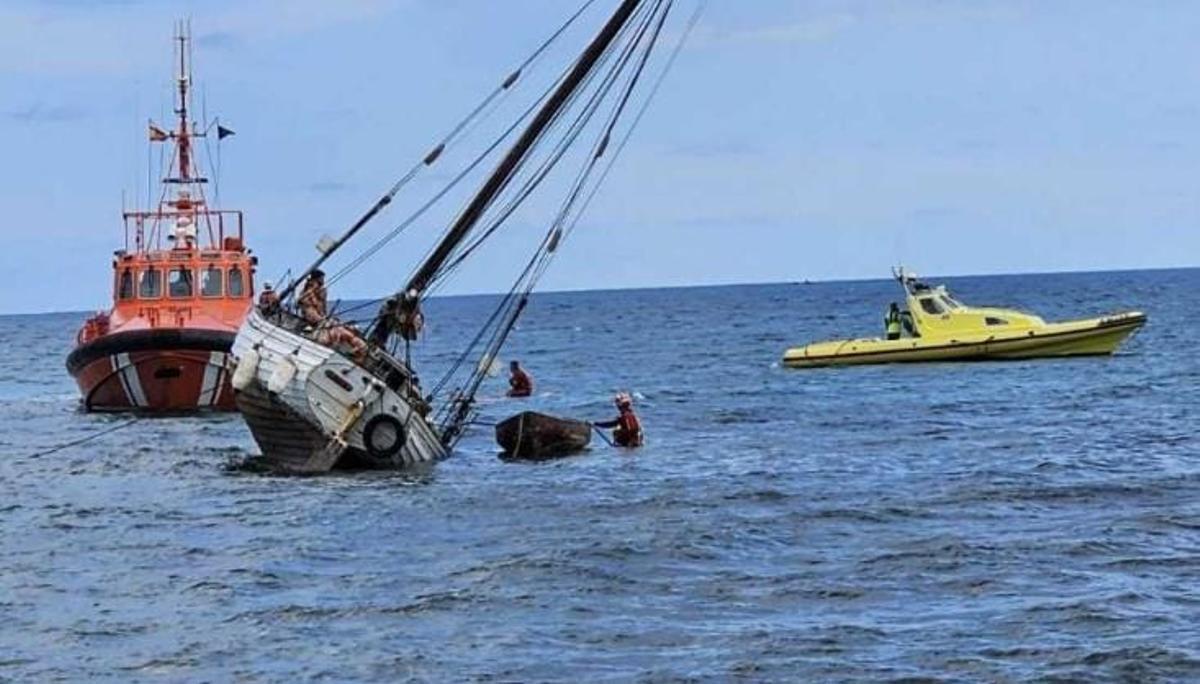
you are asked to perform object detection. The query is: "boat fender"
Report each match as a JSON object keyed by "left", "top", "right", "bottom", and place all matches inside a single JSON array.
[
  {"left": 267, "top": 355, "right": 297, "bottom": 395},
  {"left": 231, "top": 348, "right": 260, "bottom": 391},
  {"left": 363, "top": 414, "right": 407, "bottom": 463}
]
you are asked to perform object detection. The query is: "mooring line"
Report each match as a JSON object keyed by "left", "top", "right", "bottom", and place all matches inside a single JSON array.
[
  {"left": 25, "top": 417, "right": 141, "bottom": 458},
  {"left": 590, "top": 423, "right": 614, "bottom": 447}
]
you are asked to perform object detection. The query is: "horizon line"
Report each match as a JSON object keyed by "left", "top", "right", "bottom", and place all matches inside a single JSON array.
[{"left": 7, "top": 263, "right": 1196, "bottom": 318}]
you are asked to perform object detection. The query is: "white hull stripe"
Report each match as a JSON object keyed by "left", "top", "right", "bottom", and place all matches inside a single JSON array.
[
  {"left": 110, "top": 355, "right": 133, "bottom": 406},
  {"left": 115, "top": 352, "right": 148, "bottom": 407},
  {"left": 211, "top": 352, "right": 227, "bottom": 406},
  {"left": 198, "top": 352, "right": 225, "bottom": 407}
]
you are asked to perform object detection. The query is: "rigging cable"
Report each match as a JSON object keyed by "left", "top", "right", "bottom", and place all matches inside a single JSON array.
[
  {"left": 425, "top": 0, "right": 667, "bottom": 402},
  {"left": 430, "top": 0, "right": 666, "bottom": 288},
  {"left": 350, "top": 1, "right": 662, "bottom": 348},
  {"left": 543, "top": 0, "right": 707, "bottom": 257},
  {"left": 413, "top": 1, "right": 658, "bottom": 304},
  {"left": 323, "top": 67, "right": 568, "bottom": 294},
  {"left": 533, "top": 0, "right": 703, "bottom": 301},
  {"left": 279, "top": 0, "right": 600, "bottom": 299},
  {"left": 434, "top": 1, "right": 684, "bottom": 440},
  {"left": 442, "top": 0, "right": 705, "bottom": 437}
]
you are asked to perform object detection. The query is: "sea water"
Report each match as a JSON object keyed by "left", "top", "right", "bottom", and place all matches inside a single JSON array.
[{"left": 0, "top": 268, "right": 1197, "bottom": 681}]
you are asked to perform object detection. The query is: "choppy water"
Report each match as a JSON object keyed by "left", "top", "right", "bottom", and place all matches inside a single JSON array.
[{"left": 1, "top": 269, "right": 1198, "bottom": 682}]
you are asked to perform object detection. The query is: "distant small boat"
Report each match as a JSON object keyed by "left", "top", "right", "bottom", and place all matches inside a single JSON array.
[
  {"left": 496, "top": 412, "right": 591, "bottom": 461},
  {"left": 782, "top": 268, "right": 1146, "bottom": 369},
  {"left": 67, "top": 26, "right": 254, "bottom": 411}
]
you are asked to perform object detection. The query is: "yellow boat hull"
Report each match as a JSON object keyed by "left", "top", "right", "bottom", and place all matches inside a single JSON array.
[{"left": 782, "top": 312, "right": 1146, "bottom": 369}]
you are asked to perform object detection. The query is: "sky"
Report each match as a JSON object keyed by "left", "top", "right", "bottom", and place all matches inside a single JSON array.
[{"left": 1, "top": 0, "right": 1198, "bottom": 314}]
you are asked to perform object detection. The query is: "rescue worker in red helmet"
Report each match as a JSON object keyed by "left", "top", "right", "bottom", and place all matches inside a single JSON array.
[{"left": 594, "top": 392, "right": 643, "bottom": 448}]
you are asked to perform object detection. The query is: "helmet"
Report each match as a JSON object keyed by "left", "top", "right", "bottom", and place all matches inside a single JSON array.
[{"left": 614, "top": 392, "right": 633, "bottom": 408}]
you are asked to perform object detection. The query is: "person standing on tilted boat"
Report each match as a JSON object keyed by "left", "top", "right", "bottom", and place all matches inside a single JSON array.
[
  {"left": 593, "top": 392, "right": 644, "bottom": 448},
  {"left": 297, "top": 269, "right": 368, "bottom": 361},
  {"left": 258, "top": 282, "right": 281, "bottom": 314},
  {"left": 507, "top": 360, "right": 534, "bottom": 398},
  {"left": 299, "top": 270, "right": 328, "bottom": 324}
]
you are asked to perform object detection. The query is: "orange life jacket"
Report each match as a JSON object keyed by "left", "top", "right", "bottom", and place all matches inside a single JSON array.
[
  {"left": 614, "top": 410, "right": 643, "bottom": 447},
  {"left": 509, "top": 370, "right": 533, "bottom": 397}
]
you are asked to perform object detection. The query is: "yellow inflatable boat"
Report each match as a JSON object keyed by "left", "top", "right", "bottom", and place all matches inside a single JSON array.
[{"left": 782, "top": 269, "right": 1146, "bottom": 369}]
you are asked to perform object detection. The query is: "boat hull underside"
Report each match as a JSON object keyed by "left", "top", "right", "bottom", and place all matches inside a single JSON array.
[
  {"left": 67, "top": 329, "right": 235, "bottom": 411},
  {"left": 783, "top": 315, "right": 1145, "bottom": 369}
]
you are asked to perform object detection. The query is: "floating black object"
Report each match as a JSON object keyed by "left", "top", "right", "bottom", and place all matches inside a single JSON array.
[{"left": 496, "top": 411, "right": 591, "bottom": 461}]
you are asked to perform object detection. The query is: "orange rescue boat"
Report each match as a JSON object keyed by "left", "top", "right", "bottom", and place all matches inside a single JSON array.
[{"left": 67, "top": 27, "right": 255, "bottom": 412}]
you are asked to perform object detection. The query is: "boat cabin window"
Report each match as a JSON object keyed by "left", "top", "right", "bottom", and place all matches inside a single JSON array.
[
  {"left": 940, "top": 295, "right": 961, "bottom": 310},
  {"left": 985, "top": 316, "right": 1009, "bottom": 326},
  {"left": 919, "top": 297, "right": 945, "bottom": 315},
  {"left": 139, "top": 268, "right": 161, "bottom": 299},
  {"left": 117, "top": 269, "right": 134, "bottom": 300},
  {"left": 168, "top": 267, "right": 194, "bottom": 298},
  {"left": 200, "top": 266, "right": 223, "bottom": 297},
  {"left": 228, "top": 266, "right": 245, "bottom": 297}
]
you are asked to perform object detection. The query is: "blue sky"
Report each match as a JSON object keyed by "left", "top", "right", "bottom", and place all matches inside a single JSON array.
[{"left": 1, "top": 0, "right": 1197, "bottom": 314}]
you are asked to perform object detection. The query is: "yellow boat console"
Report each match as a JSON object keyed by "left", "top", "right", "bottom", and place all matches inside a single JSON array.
[{"left": 782, "top": 269, "right": 1146, "bottom": 369}]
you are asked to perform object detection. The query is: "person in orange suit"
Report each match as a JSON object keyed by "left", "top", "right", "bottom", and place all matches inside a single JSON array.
[
  {"left": 594, "top": 392, "right": 643, "bottom": 447},
  {"left": 507, "top": 360, "right": 534, "bottom": 398}
]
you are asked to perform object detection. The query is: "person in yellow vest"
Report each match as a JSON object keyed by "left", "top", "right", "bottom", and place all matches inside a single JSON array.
[{"left": 884, "top": 302, "right": 902, "bottom": 340}]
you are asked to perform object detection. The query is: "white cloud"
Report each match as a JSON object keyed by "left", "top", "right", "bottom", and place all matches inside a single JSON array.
[
  {"left": 693, "top": 12, "right": 857, "bottom": 48},
  {"left": 0, "top": 0, "right": 400, "bottom": 77}
]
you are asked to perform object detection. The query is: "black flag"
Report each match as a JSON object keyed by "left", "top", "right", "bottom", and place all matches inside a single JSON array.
[{"left": 217, "top": 124, "right": 235, "bottom": 140}]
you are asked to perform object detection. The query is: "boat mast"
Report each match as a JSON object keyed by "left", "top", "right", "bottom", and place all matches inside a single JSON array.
[
  {"left": 175, "top": 27, "right": 191, "bottom": 184},
  {"left": 370, "top": 0, "right": 645, "bottom": 345}
]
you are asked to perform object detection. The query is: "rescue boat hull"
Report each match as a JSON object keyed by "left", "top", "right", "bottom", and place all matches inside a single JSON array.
[
  {"left": 782, "top": 312, "right": 1146, "bottom": 369},
  {"left": 66, "top": 328, "right": 235, "bottom": 411}
]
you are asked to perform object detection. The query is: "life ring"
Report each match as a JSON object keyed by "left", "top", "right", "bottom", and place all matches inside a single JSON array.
[{"left": 362, "top": 414, "right": 407, "bottom": 463}]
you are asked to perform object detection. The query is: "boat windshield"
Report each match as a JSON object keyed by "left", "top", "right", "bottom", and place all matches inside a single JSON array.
[
  {"left": 919, "top": 297, "right": 945, "bottom": 315},
  {"left": 117, "top": 269, "right": 134, "bottom": 300},
  {"left": 139, "top": 268, "right": 161, "bottom": 298},
  {"left": 200, "top": 266, "right": 223, "bottom": 297},
  {"left": 169, "top": 267, "right": 194, "bottom": 298},
  {"left": 228, "top": 266, "right": 245, "bottom": 297},
  {"left": 940, "top": 293, "right": 962, "bottom": 310}
]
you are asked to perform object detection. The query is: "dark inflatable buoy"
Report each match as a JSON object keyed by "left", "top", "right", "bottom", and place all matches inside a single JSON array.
[{"left": 496, "top": 411, "right": 591, "bottom": 461}]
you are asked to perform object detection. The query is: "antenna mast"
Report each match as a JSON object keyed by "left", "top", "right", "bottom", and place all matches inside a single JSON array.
[{"left": 174, "top": 21, "right": 192, "bottom": 183}]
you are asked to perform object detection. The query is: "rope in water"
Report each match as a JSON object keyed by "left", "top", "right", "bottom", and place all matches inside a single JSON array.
[
  {"left": 24, "top": 417, "right": 140, "bottom": 458},
  {"left": 590, "top": 423, "right": 614, "bottom": 447}
]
